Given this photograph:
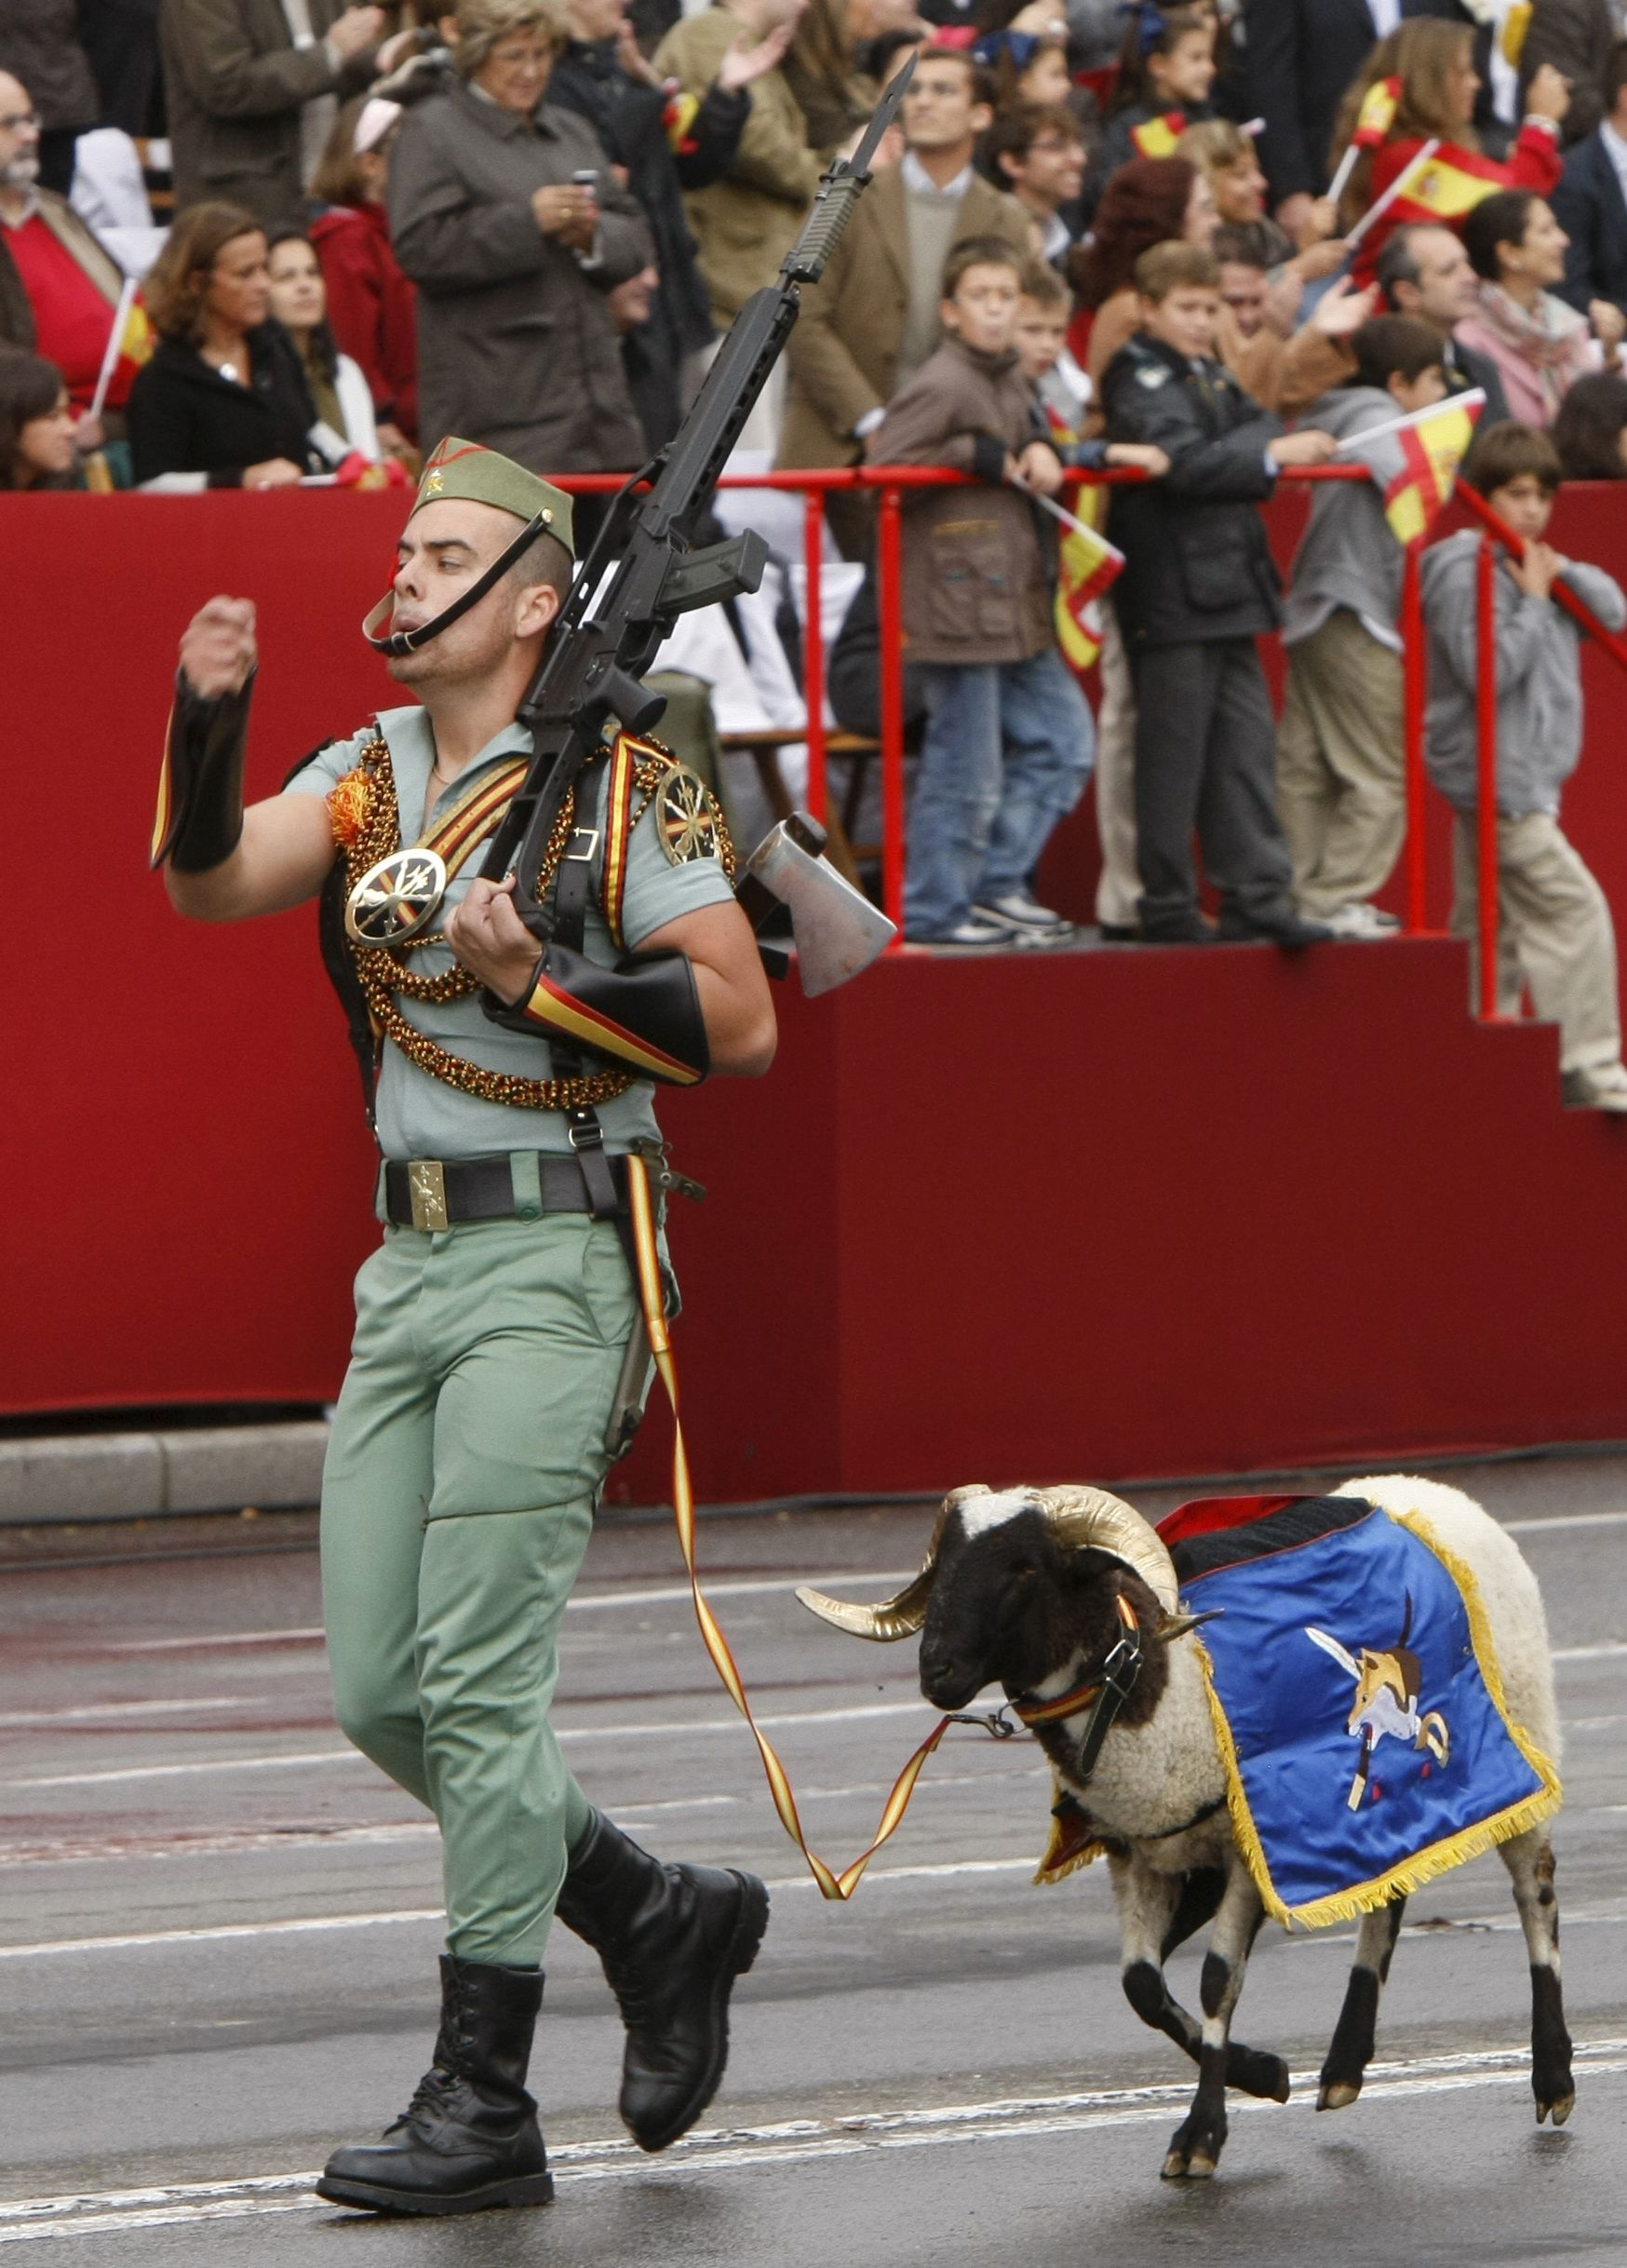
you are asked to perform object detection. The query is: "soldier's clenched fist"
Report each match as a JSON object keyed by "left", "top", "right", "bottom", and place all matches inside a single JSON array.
[{"left": 180, "top": 596, "right": 257, "bottom": 699}]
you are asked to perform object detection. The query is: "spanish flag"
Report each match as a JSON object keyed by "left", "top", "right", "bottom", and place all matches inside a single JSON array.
[
  {"left": 1351, "top": 74, "right": 1400, "bottom": 149},
  {"left": 1056, "top": 499, "right": 1125, "bottom": 671},
  {"left": 1376, "top": 138, "right": 1507, "bottom": 224},
  {"left": 1338, "top": 393, "right": 1482, "bottom": 547},
  {"left": 663, "top": 86, "right": 700, "bottom": 156},
  {"left": 91, "top": 277, "right": 155, "bottom": 415},
  {"left": 1131, "top": 110, "right": 1186, "bottom": 159}
]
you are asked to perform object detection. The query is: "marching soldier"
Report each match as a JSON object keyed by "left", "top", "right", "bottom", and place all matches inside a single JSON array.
[{"left": 155, "top": 437, "right": 778, "bottom": 2218}]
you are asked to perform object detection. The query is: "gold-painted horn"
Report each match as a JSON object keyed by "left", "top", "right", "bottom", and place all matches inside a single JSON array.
[
  {"left": 1034, "top": 1485, "right": 1179, "bottom": 1613},
  {"left": 795, "top": 1485, "right": 991, "bottom": 1641}
]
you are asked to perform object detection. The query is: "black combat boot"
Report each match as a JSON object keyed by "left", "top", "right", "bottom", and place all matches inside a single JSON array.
[
  {"left": 316, "top": 1956, "right": 554, "bottom": 2217},
  {"left": 554, "top": 1809, "right": 769, "bottom": 2153}
]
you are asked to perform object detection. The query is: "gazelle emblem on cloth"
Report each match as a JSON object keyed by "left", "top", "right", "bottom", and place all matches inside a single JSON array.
[{"left": 1305, "top": 1593, "right": 1451, "bottom": 1811}]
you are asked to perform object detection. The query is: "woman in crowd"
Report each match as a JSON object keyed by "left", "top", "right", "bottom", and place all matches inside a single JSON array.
[
  {"left": 1553, "top": 371, "right": 1627, "bottom": 479},
  {"left": 1455, "top": 189, "right": 1621, "bottom": 428},
  {"left": 1071, "top": 154, "right": 1217, "bottom": 384},
  {"left": 267, "top": 231, "right": 383, "bottom": 464},
  {"left": 310, "top": 95, "right": 419, "bottom": 450},
  {"left": 1333, "top": 19, "right": 1567, "bottom": 287},
  {"left": 0, "top": 350, "right": 80, "bottom": 488},
  {"left": 387, "top": 0, "right": 654, "bottom": 483},
  {"left": 126, "top": 203, "right": 316, "bottom": 490},
  {"left": 1091, "top": 3, "right": 1215, "bottom": 193},
  {"left": 1177, "top": 115, "right": 1348, "bottom": 337}
]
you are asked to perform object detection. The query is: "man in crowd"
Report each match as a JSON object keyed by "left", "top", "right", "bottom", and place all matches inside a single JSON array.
[
  {"left": 1243, "top": 0, "right": 1393, "bottom": 236},
  {"left": 159, "top": 0, "right": 385, "bottom": 229},
  {"left": 654, "top": 0, "right": 826, "bottom": 340},
  {"left": 1214, "top": 221, "right": 1271, "bottom": 339},
  {"left": 980, "top": 101, "right": 1086, "bottom": 269},
  {"left": 1553, "top": 42, "right": 1627, "bottom": 326},
  {"left": 0, "top": 70, "right": 131, "bottom": 439},
  {"left": 1276, "top": 226, "right": 1513, "bottom": 426},
  {"left": 778, "top": 46, "right": 1029, "bottom": 554},
  {"left": 0, "top": 0, "right": 97, "bottom": 193}
]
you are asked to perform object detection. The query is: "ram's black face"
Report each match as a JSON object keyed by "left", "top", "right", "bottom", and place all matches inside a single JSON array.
[{"left": 917, "top": 1504, "right": 1064, "bottom": 1710}]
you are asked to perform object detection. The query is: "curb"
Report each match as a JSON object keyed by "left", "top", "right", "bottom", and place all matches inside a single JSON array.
[{"left": 0, "top": 1424, "right": 329, "bottom": 1525}]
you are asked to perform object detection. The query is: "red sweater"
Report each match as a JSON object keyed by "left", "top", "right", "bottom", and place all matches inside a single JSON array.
[
  {"left": 6, "top": 213, "right": 131, "bottom": 408},
  {"left": 310, "top": 203, "right": 419, "bottom": 439},
  {"left": 1351, "top": 124, "right": 1564, "bottom": 287}
]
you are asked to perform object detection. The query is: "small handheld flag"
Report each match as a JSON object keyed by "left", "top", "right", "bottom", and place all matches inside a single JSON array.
[
  {"left": 1336, "top": 391, "right": 1484, "bottom": 547},
  {"left": 1130, "top": 110, "right": 1186, "bottom": 158},
  {"left": 1326, "top": 74, "right": 1402, "bottom": 204},
  {"left": 1011, "top": 473, "right": 1125, "bottom": 669},
  {"left": 88, "top": 275, "right": 153, "bottom": 422}
]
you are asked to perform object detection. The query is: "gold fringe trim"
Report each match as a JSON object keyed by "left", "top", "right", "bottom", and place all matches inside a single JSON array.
[
  {"left": 1034, "top": 1770, "right": 1109, "bottom": 1884},
  {"left": 1194, "top": 1505, "right": 1563, "bottom": 1931}
]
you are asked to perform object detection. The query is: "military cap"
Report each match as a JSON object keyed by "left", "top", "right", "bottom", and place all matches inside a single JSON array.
[{"left": 410, "top": 436, "right": 574, "bottom": 558}]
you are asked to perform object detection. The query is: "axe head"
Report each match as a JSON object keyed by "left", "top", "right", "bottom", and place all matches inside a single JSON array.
[{"left": 740, "top": 814, "right": 896, "bottom": 996}]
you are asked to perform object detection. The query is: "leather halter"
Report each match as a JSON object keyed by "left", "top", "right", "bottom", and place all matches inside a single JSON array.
[
  {"left": 361, "top": 509, "right": 554, "bottom": 657},
  {"left": 1012, "top": 1594, "right": 1144, "bottom": 1786}
]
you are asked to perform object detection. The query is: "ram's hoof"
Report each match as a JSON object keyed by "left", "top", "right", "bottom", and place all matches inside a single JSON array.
[
  {"left": 1317, "top": 2080, "right": 1362, "bottom": 2112},
  {"left": 1536, "top": 2088, "right": 1575, "bottom": 2126},
  {"left": 1263, "top": 2057, "right": 1292, "bottom": 2104}
]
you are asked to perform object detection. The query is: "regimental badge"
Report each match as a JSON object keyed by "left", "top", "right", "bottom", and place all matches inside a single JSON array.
[
  {"left": 344, "top": 845, "right": 449, "bottom": 944},
  {"left": 652, "top": 763, "right": 720, "bottom": 865},
  {"left": 1136, "top": 363, "right": 1171, "bottom": 390}
]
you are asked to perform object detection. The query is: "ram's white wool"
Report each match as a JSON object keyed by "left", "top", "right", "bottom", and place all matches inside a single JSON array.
[{"left": 954, "top": 1490, "right": 1042, "bottom": 1541}]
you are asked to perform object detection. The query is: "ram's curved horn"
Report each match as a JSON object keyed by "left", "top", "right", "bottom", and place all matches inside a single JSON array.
[
  {"left": 1035, "top": 1485, "right": 1180, "bottom": 1613},
  {"left": 795, "top": 1485, "right": 991, "bottom": 1640}
]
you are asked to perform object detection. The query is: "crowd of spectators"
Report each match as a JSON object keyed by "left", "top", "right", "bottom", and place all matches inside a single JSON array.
[{"left": 7, "top": 0, "right": 1627, "bottom": 1087}]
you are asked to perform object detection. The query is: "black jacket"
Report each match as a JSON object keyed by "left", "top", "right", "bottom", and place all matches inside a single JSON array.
[
  {"left": 128, "top": 321, "right": 316, "bottom": 486},
  {"left": 1553, "top": 129, "right": 1627, "bottom": 318},
  {"left": 1101, "top": 331, "right": 1284, "bottom": 651},
  {"left": 1443, "top": 335, "right": 1513, "bottom": 430},
  {"left": 549, "top": 40, "right": 747, "bottom": 449}
]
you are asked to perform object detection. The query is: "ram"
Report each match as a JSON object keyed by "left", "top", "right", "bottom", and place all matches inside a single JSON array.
[{"left": 800, "top": 1475, "right": 1569, "bottom": 2180}]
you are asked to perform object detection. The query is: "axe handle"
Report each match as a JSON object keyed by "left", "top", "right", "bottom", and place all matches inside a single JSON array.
[{"left": 734, "top": 870, "right": 792, "bottom": 980}]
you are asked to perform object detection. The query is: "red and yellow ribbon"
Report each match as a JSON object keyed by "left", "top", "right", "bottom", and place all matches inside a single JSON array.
[{"left": 625, "top": 1155, "right": 959, "bottom": 1898}]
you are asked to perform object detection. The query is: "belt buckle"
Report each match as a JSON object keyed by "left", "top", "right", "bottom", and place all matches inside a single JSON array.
[
  {"left": 408, "top": 1158, "right": 449, "bottom": 1233},
  {"left": 564, "top": 827, "right": 601, "bottom": 863}
]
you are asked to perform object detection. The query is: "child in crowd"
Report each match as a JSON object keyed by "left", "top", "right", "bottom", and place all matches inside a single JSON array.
[
  {"left": 1101, "top": 241, "right": 1337, "bottom": 943},
  {"left": 1420, "top": 423, "right": 1627, "bottom": 1112},
  {"left": 1015, "top": 263, "right": 1171, "bottom": 485},
  {"left": 1277, "top": 315, "right": 1446, "bottom": 937},
  {"left": 1093, "top": 5, "right": 1217, "bottom": 197},
  {"left": 867, "top": 238, "right": 1095, "bottom": 948}
]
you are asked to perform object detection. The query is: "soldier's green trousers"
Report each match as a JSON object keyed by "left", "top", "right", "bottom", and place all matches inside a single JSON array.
[{"left": 319, "top": 1209, "right": 645, "bottom": 1967}]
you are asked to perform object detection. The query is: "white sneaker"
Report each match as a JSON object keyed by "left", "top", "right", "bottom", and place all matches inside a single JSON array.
[
  {"left": 1320, "top": 902, "right": 1400, "bottom": 940},
  {"left": 910, "top": 911, "right": 1017, "bottom": 949},
  {"left": 975, "top": 892, "right": 1076, "bottom": 942}
]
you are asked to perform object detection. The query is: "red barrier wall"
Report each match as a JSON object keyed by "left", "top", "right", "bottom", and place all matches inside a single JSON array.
[{"left": 9, "top": 487, "right": 1627, "bottom": 1495}]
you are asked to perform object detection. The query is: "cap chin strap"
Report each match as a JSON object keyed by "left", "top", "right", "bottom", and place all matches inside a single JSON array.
[{"left": 361, "top": 510, "right": 554, "bottom": 656}]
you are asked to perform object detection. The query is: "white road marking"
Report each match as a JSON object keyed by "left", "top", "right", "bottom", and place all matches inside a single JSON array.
[
  {"left": 1553, "top": 1642, "right": 1627, "bottom": 1661},
  {"left": 1499, "top": 1509, "right": 1627, "bottom": 1533},
  {"left": 96, "top": 1573, "right": 921, "bottom": 1656},
  {"left": 0, "top": 2042, "right": 1621, "bottom": 2243},
  {"left": 0, "top": 1699, "right": 249, "bottom": 1730},
  {"left": 4, "top": 1696, "right": 936, "bottom": 1790}
]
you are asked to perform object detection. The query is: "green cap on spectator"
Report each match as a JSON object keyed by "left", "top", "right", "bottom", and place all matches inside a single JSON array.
[{"left": 410, "top": 436, "right": 574, "bottom": 557}]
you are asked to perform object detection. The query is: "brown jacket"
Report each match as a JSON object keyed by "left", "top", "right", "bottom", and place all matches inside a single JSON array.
[
  {"left": 653, "top": 7, "right": 830, "bottom": 329},
  {"left": 388, "top": 81, "right": 652, "bottom": 474},
  {"left": 866, "top": 332, "right": 1053, "bottom": 667},
  {"left": 779, "top": 164, "right": 1032, "bottom": 471},
  {"left": 159, "top": 0, "right": 376, "bottom": 228}
]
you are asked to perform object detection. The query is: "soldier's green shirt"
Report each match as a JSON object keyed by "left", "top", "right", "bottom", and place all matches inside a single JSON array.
[{"left": 286, "top": 705, "right": 735, "bottom": 1162}]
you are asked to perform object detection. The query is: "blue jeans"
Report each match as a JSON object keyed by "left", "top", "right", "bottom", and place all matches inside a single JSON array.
[{"left": 904, "top": 649, "right": 1094, "bottom": 938}]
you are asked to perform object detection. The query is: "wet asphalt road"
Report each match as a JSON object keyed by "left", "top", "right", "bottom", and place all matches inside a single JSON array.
[{"left": 0, "top": 1455, "right": 1622, "bottom": 2265}]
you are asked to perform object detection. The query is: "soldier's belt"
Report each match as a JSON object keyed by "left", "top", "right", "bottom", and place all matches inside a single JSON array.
[{"left": 381, "top": 1150, "right": 629, "bottom": 1234}]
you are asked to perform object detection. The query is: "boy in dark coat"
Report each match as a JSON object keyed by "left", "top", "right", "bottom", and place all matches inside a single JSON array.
[
  {"left": 1102, "top": 240, "right": 1336, "bottom": 944},
  {"left": 868, "top": 236, "right": 1094, "bottom": 947}
]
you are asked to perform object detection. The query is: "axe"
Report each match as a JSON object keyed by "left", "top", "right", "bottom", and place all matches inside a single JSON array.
[{"left": 735, "top": 813, "right": 896, "bottom": 996}]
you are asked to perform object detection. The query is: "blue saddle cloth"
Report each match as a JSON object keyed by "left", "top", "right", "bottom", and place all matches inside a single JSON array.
[{"left": 1167, "top": 1493, "right": 1560, "bottom": 1926}]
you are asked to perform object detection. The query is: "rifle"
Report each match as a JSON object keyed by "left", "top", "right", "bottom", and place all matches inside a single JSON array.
[{"left": 479, "top": 54, "right": 916, "bottom": 938}]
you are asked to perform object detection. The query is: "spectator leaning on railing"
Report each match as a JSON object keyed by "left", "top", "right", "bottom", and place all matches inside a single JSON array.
[
  {"left": 387, "top": 0, "right": 654, "bottom": 485},
  {"left": 1420, "top": 420, "right": 1627, "bottom": 1114},
  {"left": 867, "top": 236, "right": 1095, "bottom": 949},
  {"left": 126, "top": 201, "right": 319, "bottom": 488}
]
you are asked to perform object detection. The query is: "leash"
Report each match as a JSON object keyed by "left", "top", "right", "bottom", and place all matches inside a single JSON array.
[{"left": 625, "top": 1154, "right": 967, "bottom": 1898}]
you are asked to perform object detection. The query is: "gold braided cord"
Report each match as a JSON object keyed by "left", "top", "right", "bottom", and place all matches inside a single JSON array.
[{"left": 337, "top": 734, "right": 730, "bottom": 1115}]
